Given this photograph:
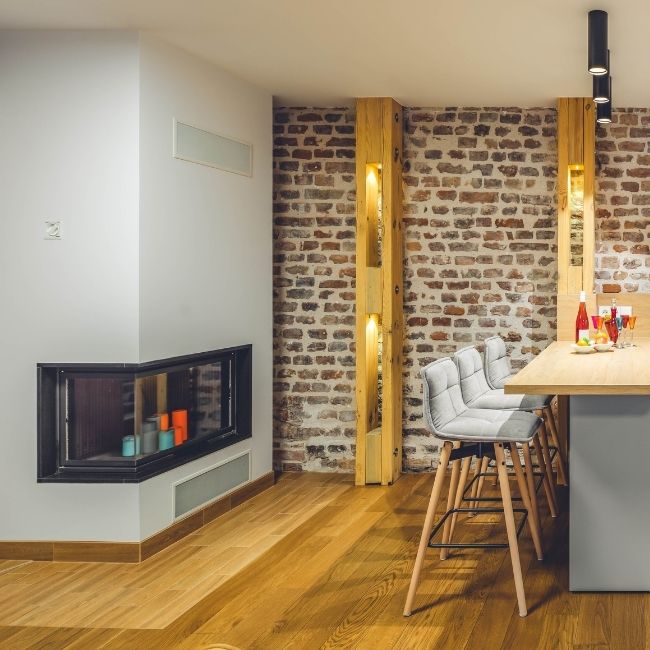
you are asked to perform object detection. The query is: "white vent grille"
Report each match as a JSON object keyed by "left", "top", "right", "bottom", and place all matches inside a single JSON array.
[
  {"left": 173, "top": 119, "right": 252, "bottom": 176},
  {"left": 174, "top": 452, "right": 250, "bottom": 518}
]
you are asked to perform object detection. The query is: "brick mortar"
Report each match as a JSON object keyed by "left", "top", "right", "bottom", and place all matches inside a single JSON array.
[{"left": 596, "top": 108, "right": 650, "bottom": 293}]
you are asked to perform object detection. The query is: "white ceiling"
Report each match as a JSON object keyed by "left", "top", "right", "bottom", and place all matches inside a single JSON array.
[{"left": 0, "top": 0, "right": 644, "bottom": 107}]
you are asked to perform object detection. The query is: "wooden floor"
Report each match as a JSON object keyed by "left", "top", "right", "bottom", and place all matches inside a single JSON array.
[{"left": 0, "top": 471, "right": 648, "bottom": 649}]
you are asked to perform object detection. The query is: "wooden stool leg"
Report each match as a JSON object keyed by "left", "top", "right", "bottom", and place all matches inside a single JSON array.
[
  {"left": 544, "top": 404, "right": 568, "bottom": 486},
  {"left": 538, "top": 422, "right": 559, "bottom": 514},
  {"left": 533, "top": 431, "right": 558, "bottom": 518},
  {"left": 442, "top": 455, "right": 472, "bottom": 560},
  {"left": 439, "top": 442, "right": 462, "bottom": 560},
  {"left": 509, "top": 442, "right": 543, "bottom": 561},
  {"left": 468, "top": 457, "right": 482, "bottom": 517},
  {"left": 495, "top": 443, "right": 527, "bottom": 617},
  {"left": 474, "top": 456, "right": 490, "bottom": 507},
  {"left": 403, "top": 441, "right": 452, "bottom": 617},
  {"left": 522, "top": 442, "right": 543, "bottom": 540}
]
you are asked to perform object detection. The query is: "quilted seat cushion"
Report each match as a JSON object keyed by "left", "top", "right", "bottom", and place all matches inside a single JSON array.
[
  {"left": 483, "top": 336, "right": 512, "bottom": 390},
  {"left": 468, "top": 389, "right": 551, "bottom": 411},
  {"left": 438, "top": 408, "right": 541, "bottom": 443},
  {"left": 421, "top": 358, "right": 468, "bottom": 434}
]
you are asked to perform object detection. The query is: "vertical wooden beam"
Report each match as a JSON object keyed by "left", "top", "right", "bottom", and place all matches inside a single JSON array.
[
  {"left": 355, "top": 98, "right": 383, "bottom": 486},
  {"left": 355, "top": 97, "right": 404, "bottom": 486},
  {"left": 557, "top": 98, "right": 570, "bottom": 297},
  {"left": 556, "top": 97, "right": 596, "bottom": 337},
  {"left": 354, "top": 100, "right": 370, "bottom": 486},
  {"left": 582, "top": 99, "right": 596, "bottom": 295},
  {"left": 380, "top": 99, "right": 403, "bottom": 485}
]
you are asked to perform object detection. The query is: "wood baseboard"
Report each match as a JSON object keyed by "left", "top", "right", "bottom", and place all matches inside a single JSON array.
[{"left": 0, "top": 471, "right": 275, "bottom": 563}]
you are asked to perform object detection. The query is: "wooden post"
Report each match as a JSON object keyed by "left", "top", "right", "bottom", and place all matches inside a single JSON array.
[
  {"left": 355, "top": 98, "right": 403, "bottom": 486},
  {"left": 556, "top": 98, "right": 596, "bottom": 335}
]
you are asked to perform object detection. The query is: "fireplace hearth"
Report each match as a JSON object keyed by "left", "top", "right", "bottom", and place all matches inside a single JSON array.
[{"left": 37, "top": 345, "right": 252, "bottom": 483}]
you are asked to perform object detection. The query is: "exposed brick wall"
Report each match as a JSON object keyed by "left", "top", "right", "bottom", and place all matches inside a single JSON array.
[
  {"left": 273, "top": 105, "right": 559, "bottom": 473},
  {"left": 595, "top": 108, "right": 650, "bottom": 293},
  {"left": 402, "top": 107, "right": 558, "bottom": 469},
  {"left": 273, "top": 108, "right": 357, "bottom": 472}
]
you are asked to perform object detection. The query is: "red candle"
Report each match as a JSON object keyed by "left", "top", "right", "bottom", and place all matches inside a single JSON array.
[
  {"left": 173, "top": 425, "right": 183, "bottom": 446},
  {"left": 172, "top": 409, "right": 188, "bottom": 442},
  {"left": 159, "top": 413, "right": 169, "bottom": 430}
]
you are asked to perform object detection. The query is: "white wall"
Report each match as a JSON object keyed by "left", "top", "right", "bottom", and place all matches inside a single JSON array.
[
  {"left": 137, "top": 34, "right": 273, "bottom": 537},
  {"left": 0, "top": 31, "right": 141, "bottom": 541},
  {"left": 0, "top": 30, "right": 273, "bottom": 542}
]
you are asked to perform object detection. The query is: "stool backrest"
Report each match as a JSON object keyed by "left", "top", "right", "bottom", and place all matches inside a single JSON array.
[
  {"left": 420, "top": 358, "right": 468, "bottom": 437},
  {"left": 453, "top": 346, "right": 491, "bottom": 404},
  {"left": 483, "top": 336, "right": 512, "bottom": 389}
]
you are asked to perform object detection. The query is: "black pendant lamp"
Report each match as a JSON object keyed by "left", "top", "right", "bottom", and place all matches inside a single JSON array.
[
  {"left": 597, "top": 78, "right": 613, "bottom": 123},
  {"left": 588, "top": 10, "right": 608, "bottom": 75},
  {"left": 593, "top": 52, "right": 611, "bottom": 103}
]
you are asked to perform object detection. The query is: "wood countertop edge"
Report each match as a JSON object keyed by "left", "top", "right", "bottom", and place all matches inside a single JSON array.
[{"left": 504, "top": 384, "right": 650, "bottom": 396}]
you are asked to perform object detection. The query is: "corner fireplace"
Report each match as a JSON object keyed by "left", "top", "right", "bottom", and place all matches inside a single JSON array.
[{"left": 37, "top": 345, "right": 252, "bottom": 483}]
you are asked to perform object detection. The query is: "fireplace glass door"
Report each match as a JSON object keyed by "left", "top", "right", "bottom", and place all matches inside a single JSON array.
[{"left": 38, "top": 346, "right": 251, "bottom": 482}]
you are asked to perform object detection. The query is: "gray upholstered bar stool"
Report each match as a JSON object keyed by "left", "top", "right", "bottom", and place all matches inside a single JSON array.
[
  {"left": 484, "top": 336, "right": 568, "bottom": 485},
  {"left": 453, "top": 345, "right": 559, "bottom": 518},
  {"left": 403, "top": 358, "right": 544, "bottom": 619}
]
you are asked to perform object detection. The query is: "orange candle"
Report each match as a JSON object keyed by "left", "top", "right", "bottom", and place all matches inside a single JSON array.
[
  {"left": 159, "top": 413, "right": 169, "bottom": 430},
  {"left": 173, "top": 425, "right": 183, "bottom": 446},
  {"left": 172, "top": 409, "right": 188, "bottom": 442}
]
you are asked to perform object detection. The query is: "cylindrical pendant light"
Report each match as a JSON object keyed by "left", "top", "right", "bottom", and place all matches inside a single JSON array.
[
  {"left": 593, "top": 50, "right": 610, "bottom": 102},
  {"left": 593, "top": 74, "right": 611, "bottom": 103},
  {"left": 588, "top": 10, "right": 608, "bottom": 75},
  {"left": 597, "top": 78, "right": 613, "bottom": 123}
]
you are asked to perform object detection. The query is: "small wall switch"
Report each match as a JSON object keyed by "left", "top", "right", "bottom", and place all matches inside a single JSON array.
[{"left": 45, "top": 221, "right": 62, "bottom": 240}]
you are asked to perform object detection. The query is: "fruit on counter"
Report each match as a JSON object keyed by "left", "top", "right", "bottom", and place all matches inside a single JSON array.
[
  {"left": 595, "top": 333, "right": 609, "bottom": 344},
  {"left": 577, "top": 338, "right": 590, "bottom": 346}
]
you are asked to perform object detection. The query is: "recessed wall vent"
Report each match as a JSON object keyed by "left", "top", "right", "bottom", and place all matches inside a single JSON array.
[
  {"left": 174, "top": 451, "right": 250, "bottom": 518},
  {"left": 173, "top": 119, "right": 252, "bottom": 176}
]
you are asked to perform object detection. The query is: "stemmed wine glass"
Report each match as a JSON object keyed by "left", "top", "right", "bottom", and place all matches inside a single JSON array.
[
  {"left": 629, "top": 315, "right": 638, "bottom": 347},
  {"left": 615, "top": 316, "right": 624, "bottom": 348},
  {"left": 622, "top": 314, "right": 630, "bottom": 347},
  {"left": 591, "top": 315, "right": 603, "bottom": 331}
]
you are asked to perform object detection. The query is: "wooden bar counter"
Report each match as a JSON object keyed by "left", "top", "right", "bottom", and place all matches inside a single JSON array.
[{"left": 506, "top": 340, "right": 650, "bottom": 591}]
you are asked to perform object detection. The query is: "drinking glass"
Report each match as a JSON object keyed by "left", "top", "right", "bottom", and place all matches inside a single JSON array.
[
  {"left": 622, "top": 315, "right": 630, "bottom": 347},
  {"left": 629, "top": 315, "right": 637, "bottom": 347},
  {"left": 615, "top": 315, "right": 624, "bottom": 348},
  {"left": 605, "top": 317, "right": 618, "bottom": 344},
  {"left": 592, "top": 315, "right": 606, "bottom": 342}
]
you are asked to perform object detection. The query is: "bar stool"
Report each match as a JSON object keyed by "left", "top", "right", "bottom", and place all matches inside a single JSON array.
[
  {"left": 453, "top": 345, "right": 559, "bottom": 518},
  {"left": 403, "top": 358, "right": 544, "bottom": 618},
  {"left": 484, "top": 336, "right": 568, "bottom": 485}
]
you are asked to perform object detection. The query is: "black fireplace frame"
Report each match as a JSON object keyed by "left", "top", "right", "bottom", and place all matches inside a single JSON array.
[{"left": 37, "top": 345, "right": 252, "bottom": 483}]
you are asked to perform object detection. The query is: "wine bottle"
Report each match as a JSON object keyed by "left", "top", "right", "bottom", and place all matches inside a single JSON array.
[
  {"left": 609, "top": 297, "right": 619, "bottom": 344},
  {"left": 575, "top": 290, "right": 589, "bottom": 343}
]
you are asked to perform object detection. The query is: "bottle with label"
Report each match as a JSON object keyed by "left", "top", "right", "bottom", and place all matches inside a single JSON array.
[{"left": 575, "top": 290, "right": 589, "bottom": 343}]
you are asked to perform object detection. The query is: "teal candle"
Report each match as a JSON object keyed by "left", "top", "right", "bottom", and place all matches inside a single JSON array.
[
  {"left": 158, "top": 428, "right": 175, "bottom": 451},
  {"left": 122, "top": 435, "right": 135, "bottom": 457}
]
